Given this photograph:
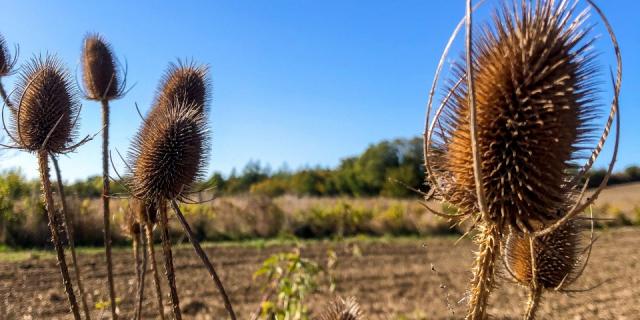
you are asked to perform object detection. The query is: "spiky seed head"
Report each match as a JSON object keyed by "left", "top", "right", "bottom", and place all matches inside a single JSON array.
[
  {"left": 81, "top": 34, "right": 121, "bottom": 101},
  {"left": 318, "top": 297, "right": 363, "bottom": 320},
  {"left": 10, "top": 55, "right": 79, "bottom": 153},
  {"left": 504, "top": 220, "right": 583, "bottom": 289},
  {"left": 0, "top": 34, "right": 15, "bottom": 77},
  {"left": 130, "top": 104, "right": 208, "bottom": 202},
  {"left": 429, "top": 0, "right": 599, "bottom": 232},
  {"left": 154, "top": 61, "right": 209, "bottom": 114}
]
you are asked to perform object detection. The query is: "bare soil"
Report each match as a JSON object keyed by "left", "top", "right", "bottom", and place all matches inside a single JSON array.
[{"left": 0, "top": 227, "right": 638, "bottom": 320}]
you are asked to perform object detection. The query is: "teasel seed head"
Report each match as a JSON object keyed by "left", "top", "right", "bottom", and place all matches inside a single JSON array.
[
  {"left": 429, "top": 0, "right": 599, "bottom": 232},
  {"left": 504, "top": 219, "right": 584, "bottom": 289},
  {"left": 9, "top": 55, "right": 80, "bottom": 153},
  {"left": 130, "top": 103, "right": 208, "bottom": 202},
  {"left": 154, "top": 60, "right": 209, "bottom": 114},
  {"left": 81, "top": 33, "right": 122, "bottom": 101},
  {"left": 0, "top": 33, "right": 17, "bottom": 77},
  {"left": 318, "top": 296, "right": 363, "bottom": 320}
]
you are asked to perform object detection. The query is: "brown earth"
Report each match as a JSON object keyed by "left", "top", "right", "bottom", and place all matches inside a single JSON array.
[{"left": 0, "top": 227, "right": 638, "bottom": 320}]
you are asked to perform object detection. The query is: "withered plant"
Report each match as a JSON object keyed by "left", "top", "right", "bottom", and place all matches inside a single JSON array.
[
  {"left": 0, "top": 33, "right": 18, "bottom": 106},
  {"left": 317, "top": 296, "right": 363, "bottom": 320},
  {"left": 422, "top": 1, "right": 621, "bottom": 319},
  {"left": 126, "top": 89, "right": 236, "bottom": 319},
  {"left": 81, "top": 33, "right": 127, "bottom": 319},
  {"left": 1, "top": 54, "right": 93, "bottom": 320},
  {"left": 123, "top": 202, "right": 146, "bottom": 320},
  {"left": 51, "top": 155, "right": 92, "bottom": 320}
]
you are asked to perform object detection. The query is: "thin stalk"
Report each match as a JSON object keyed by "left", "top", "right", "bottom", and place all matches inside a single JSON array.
[
  {"left": 38, "top": 150, "right": 81, "bottom": 320},
  {"left": 159, "top": 201, "right": 182, "bottom": 320},
  {"left": 0, "top": 80, "right": 10, "bottom": 107},
  {"left": 145, "top": 221, "right": 166, "bottom": 320},
  {"left": 170, "top": 199, "right": 237, "bottom": 320},
  {"left": 466, "top": 224, "right": 499, "bottom": 320},
  {"left": 132, "top": 231, "right": 141, "bottom": 319},
  {"left": 51, "top": 155, "right": 91, "bottom": 320},
  {"left": 524, "top": 288, "right": 542, "bottom": 320},
  {"left": 101, "top": 99, "right": 117, "bottom": 320},
  {"left": 135, "top": 230, "right": 147, "bottom": 320}
]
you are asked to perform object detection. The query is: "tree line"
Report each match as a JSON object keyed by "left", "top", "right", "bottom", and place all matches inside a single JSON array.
[{"left": 1, "top": 136, "right": 638, "bottom": 199}]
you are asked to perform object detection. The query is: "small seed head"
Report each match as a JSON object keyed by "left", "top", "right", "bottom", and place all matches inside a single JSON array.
[
  {"left": 318, "top": 297, "right": 363, "bottom": 320},
  {"left": 81, "top": 34, "right": 121, "bottom": 100}
]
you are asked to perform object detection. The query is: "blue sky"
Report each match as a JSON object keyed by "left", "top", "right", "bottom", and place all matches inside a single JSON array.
[{"left": 0, "top": 1, "right": 637, "bottom": 181}]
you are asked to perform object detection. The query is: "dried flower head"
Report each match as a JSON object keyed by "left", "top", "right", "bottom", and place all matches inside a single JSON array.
[
  {"left": 9, "top": 55, "right": 79, "bottom": 153},
  {"left": 428, "top": 0, "right": 599, "bottom": 232},
  {"left": 0, "top": 34, "right": 17, "bottom": 77},
  {"left": 154, "top": 60, "right": 209, "bottom": 114},
  {"left": 130, "top": 104, "right": 208, "bottom": 202},
  {"left": 504, "top": 220, "right": 584, "bottom": 289},
  {"left": 318, "top": 297, "right": 363, "bottom": 320},
  {"left": 81, "top": 34, "right": 122, "bottom": 100}
]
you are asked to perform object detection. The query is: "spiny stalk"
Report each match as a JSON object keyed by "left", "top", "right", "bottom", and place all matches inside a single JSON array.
[{"left": 52, "top": 154, "right": 91, "bottom": 320}]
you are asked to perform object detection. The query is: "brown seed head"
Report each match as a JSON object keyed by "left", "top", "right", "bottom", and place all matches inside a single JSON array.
[
  {"left": 504, "top": 220, "right": 583, "bottom": 289},
  {"left": 154, "top": 60, "right": 209, "bottom": 113},
  {"left": 130, "top": 104, "right": 208, "bottom": 202},
  {"left": 10, "top": 55, "right": 79, "bottom": 153},
  {"left": 429, "top": 0, "right": 599, "bottom": 232},
  {"left": 318, "top": 297, "right": 363, "bottom": 320},
  {"left": 81, "top": 34, "right": 121, "bottom": 100},
  {"left": 0, "top": 34, "right": 16, "bottom": 77}
]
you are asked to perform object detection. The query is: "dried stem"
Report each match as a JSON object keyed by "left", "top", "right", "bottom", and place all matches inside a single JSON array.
[
  {"left": 145, "top": 221, "right": 166, "bottom": 320},
  {"left": 170, "top": 199, "right": 237, "bottom": 320},
  {"left": 524, "top": 288, "right": 542, "bottom": 320},
  {"left": 37, "top": 150, "right": 81, "bottom": 320},
  {"left": 51, "top": 154, "right": 91, "bottom": 320},
  {"left": 466, "top": 224, "right": 498, "bottom": 320},
  {"left": 135, "top": 230, "right": 147, "bottom": 320},
  {"left": 101, "top": 99, "right": 117, "bottom": 319},
  {"left": 159, "top": 201, "right": 182, "bottom": 320},
  {"left": 0, "top": 80, "right": 9, "bottom": 107}
]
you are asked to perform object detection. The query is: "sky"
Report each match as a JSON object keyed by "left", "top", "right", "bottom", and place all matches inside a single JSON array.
[{"left": 0, "top": 0, "right": 637, "bottom": 182}]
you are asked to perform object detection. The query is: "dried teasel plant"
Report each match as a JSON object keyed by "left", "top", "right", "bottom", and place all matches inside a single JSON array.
[
  {"left": 130, "top": 198, "right": 165, "bottom": 320},
  {"left": 81, "top": 33, "right": 127, "bottom": 319},
  {"left": 123, "top": 202, "right": 146, "bottom": 320},
  {"left": 503, "top": 216, "right": 599, "bottom": 319},
  {"left": 317, "top": 296, "right": 364, "bottom": 320},
  {"left": 1, "top": 54, "right": 91, "bottom": 320},
  {"left": 51, "top": 154, "right": 92, "bottom": 320},
  {"left": 422, "top": 1, "right": 621, "bottom": 319},
  {"left": 126, "top": 100, "right": 236, "bottom": 320},
  {"left": 0, "top": 33, "right": 19, "bottom": 105}
]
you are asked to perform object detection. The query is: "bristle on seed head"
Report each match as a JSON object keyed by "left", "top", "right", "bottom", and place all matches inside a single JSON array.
[
  {"left": 504, "top": 219, "right": 583, "bottom": 289},
  {"left": 81, "top": 33, "right": 122, "bottom": 101},
  {"left": 10, "top": 55, "right": 79, "bottom": 153},
  {"left": 130, "top": 103, "right": 208, "bottom": 202},
  {"left": 429, "top": 0, "right": 600, "bottom": 232},
  {"left": 318, "top": 296, "right": 363, "bottom": 320}
]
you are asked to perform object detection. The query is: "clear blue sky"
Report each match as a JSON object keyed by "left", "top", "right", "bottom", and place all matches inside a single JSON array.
[{"left": 0, "top": 1, "right": 637, "bottom": 181}]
